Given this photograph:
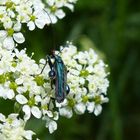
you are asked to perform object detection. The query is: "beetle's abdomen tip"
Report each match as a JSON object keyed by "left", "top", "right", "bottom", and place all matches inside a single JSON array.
[{"left": 56, "top": 97, "right": 65, "bottom": 103}]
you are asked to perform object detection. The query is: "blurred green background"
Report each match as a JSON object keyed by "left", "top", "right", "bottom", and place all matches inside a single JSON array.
[{"left": 1, "top": 0, "right": 140, "bottom": 140}]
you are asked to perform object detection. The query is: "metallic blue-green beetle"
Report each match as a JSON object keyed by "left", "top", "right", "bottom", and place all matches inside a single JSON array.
[{"left": 47, "top": 54, "right": 70, "bottom": 103}]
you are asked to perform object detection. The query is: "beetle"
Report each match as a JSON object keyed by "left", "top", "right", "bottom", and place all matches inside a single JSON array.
[
  {"left": 45, "top": 51, "right": 70, "bottom": 103},
  {"left": 39, "top": 9, "right": 70, "bottom": 103}
]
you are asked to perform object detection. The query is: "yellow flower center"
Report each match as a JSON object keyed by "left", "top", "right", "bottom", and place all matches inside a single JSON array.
[{"left": 7, "top": 28, "right": 14, "bottom": 36}]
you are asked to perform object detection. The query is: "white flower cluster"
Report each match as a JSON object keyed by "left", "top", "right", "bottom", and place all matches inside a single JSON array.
[
  {"left": 55, "top": 43, "right": 109, "bottom": 118},
  {"left": 45, "top": 0, "right": 77, "bottom": 23},
  {"left": 0, "top": 0, "right": 109, "bottom": 139},
  {"left": 0, "top": 46, "right": 59, "bottom": 134},
  {"left": 0, "top": 0, "right": 77, "bottom": 49},
  {"left": 0, "top": 43, "right": 109, "bottom": 137},
  {"left": 0, "top": 113, "right": 36, "bottom": 140}
]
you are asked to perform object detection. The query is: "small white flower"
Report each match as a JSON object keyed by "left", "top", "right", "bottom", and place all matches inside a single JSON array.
[
  {"left": 0, "top": 23, "right": 25, "bottom": 49},
  {"left": 87, "top": 102, "right": 95, "bottom": 113},
  {"left": 24, "top": 130, "right": 35, "bottom": 140},
  {"left": 0, "top": 114, "right": 6, "bottom": 122},
  {"left": 94, "top": 105, "right": 102, "bottom": 116},
  {"left": 23, "top": 105, "right": 42, "bottom": 120},
  {"left": 27, "top": 10, "right": 50, "bottom": 31},
  {"left": 43, "top": 116, "right": 58, "bottom": 134},
  {"left": 74, "top": 103, "right": 86, "bottom": 115},
  {"left": 59, "top": 107, "right": 73, "bottom": 118},
  {"left": 48, "top": 120, "right": 57, "bottom": 134},
  {"left": 0, "top": 86, "right": 15, "bottom": 100}
]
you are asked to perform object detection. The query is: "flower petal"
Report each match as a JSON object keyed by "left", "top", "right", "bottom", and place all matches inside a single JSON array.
[
  {"left": 50, "top": 14, "right": 57, "bottom": 24},
  {"left": 48, "top": 120, "right": 57, "bottom": 134},
  {"left": 74, "top": 103, "right": 86, "bottom": 115},
  {"left": 13, "top": 32, "right": 25, "bottom": 44},
  {"left": 94, "top": 105, "right": 102, "bottom": 116},
  {"left": 13, "top": 22, "right": 21, "bottom": 31},
  {"left": 0, "top": 113, "right": 6, "bottom": 122},
  {"left": 27, "top": 21, "right": 35, "bottom": 31},
  {"left": 55, "top": 9, "right": 65, "bottom": 19},
  {"left": 3, "top": 37, "right": 15, "bottom": 50},
  {"left": 23, "top": 105, "right": 31, "bottom": 121},
  {"left": 31, "top": 106, "right": 42, "bottom": 119},
  {"left": 7, "top": 89, "right": 15, "bottom": 99},
  {"left": 35, "top": 19, "right": 45, "bottom": 29},
  {"left": 16, "top": 95, "right": 28, "bottom": 104},
  {"left": 24, "top": 130, "right": 35, "bottom": 140},
  {"left": 87, "top": 102, "right": 95, "bottom": 113},
  {"left": 0, "top": 30, "right": 7, "bottom": 40},
  {"left": 59, "top": 107, "right": 73, "bottom": 118}
]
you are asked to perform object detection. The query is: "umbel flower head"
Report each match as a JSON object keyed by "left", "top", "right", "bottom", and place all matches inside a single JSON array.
[
  {"left": 0, "top": 0, "right": 77, "bottom": 49},
  {"left": 54, "top": 43, "right": 109, "bottom": 117},
  {"left": 0, "top": 43, "right": 109, "bottom": 135},
  {"left": 0, "top": 113, "right": 37, "bottom": 140},
  {"left": 0, "top": 42, "right": 109, "bottom": 133},
  {"left": 0, "top": 46, "right": 59, "bottom": 134},
  {"left": 0, "top": 0, "right": 109, "bottom": 139}
]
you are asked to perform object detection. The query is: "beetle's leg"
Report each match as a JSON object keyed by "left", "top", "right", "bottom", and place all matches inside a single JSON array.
[
  {"left": 40, "top": 57, "right": 48, "bottom": 74},
  {"left": 50, "top": 97, "right": 55, "bottom": 100},
  {"left": 48, "top": 97, "right": 55, "bottom": 109},
  {"left": 47, "top": 55, "right": 54, "bottom": 70},
  {"left": 36, "top": 56, "right": 54, "bottom": 79},
  {"left": 50, "top": 80, "right": 55, "bottom": 89},
  {"left": 40, "top": 55, "right": 54, "bottom": 75}
]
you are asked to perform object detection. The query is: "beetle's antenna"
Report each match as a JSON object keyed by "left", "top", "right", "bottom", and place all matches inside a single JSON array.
[
  {"left": 39, "top": 8, "right": 56, "bottom": 74},
  {"left": 43, "top": 9, "right": 56, "bottom": 52},
  {"left": 57, "top": 41, "right": 71, "bottom": 56},
  {"left": 40, "top": 60, "right": 47, "bottom": 74}
]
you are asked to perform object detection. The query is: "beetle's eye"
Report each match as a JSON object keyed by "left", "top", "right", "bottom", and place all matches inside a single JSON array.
[
  {"left": 66, "top": 85, "right": 70, "bottom": 94},
  {"left": 49, "top": 70, "right": 56, "bottom": 79}
]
